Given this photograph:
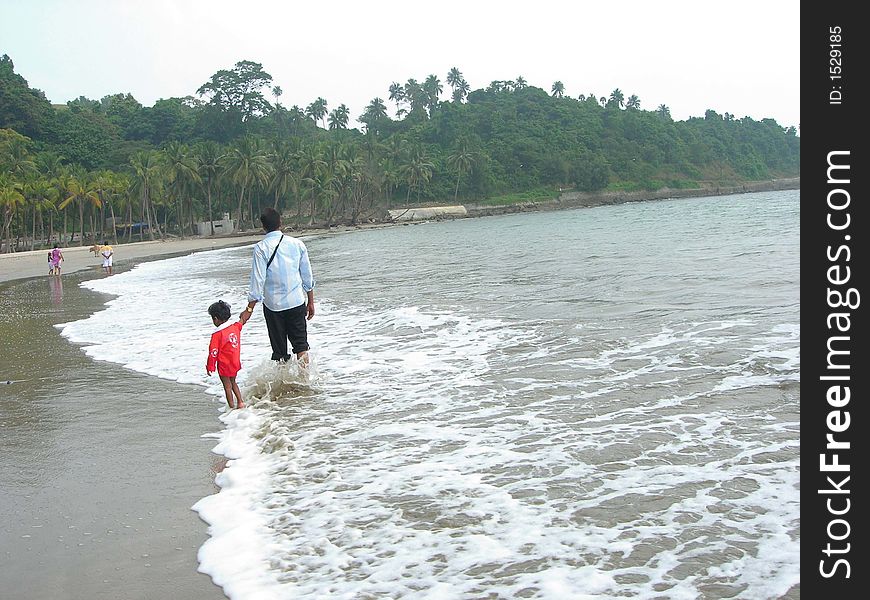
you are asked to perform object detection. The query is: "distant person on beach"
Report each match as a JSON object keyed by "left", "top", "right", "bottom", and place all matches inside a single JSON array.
[
  {"left": 48, "top": 245, "right": 63, "bottom": 276},
  {"left": 207, "top": 300, "right": 246, "bottom": 410},
  {"left": 99, "top": 242, "right": 114, "bottom": 275},
  {"left": 239, "top": 207, "right": 316, "bottom": 366}
]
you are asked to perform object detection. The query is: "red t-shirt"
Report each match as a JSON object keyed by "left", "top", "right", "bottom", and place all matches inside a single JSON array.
[{"left": 207, "top": 321, "right": 243, "bottom": 377}]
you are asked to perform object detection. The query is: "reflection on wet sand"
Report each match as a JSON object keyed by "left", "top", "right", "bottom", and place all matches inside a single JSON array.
[{"left": 48, "top": 276, "right": 63, "bottom": 305}]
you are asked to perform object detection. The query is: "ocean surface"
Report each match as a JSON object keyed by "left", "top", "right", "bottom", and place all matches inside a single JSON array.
[{"left": 58, "top": 190, "right": 800, "bottom": 599}]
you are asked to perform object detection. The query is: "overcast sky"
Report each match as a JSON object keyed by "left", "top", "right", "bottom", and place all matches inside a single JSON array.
[{"left": 2, "top": 0, "right": 800, "bottom": 129}]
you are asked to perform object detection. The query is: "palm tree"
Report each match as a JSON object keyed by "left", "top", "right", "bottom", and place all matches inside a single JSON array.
[
  {"left": 162, "top": 141, "right": 200, "bottom": 237},
  {"left": 515, "top": 76, "right": 527, "bottom": 89},
  {"left": 446, "top": 67, "right": 463, "bottom": 94},
  {"left": 222, "top": 135, "right": 272, "bottom": 230},
  {"left": 0, "top": 180, "right": 25, "bottom": 253},
  {"left": 58, "top": 172, "right": 101, "bottom": 246},
  {"left": 194, "top": 141, "right": 224, "bottom": 235},
  {"left": 452, "top": 79, "right": 470, "bottom": 103},
  {"left": 423, "top": 74, "right": 443, "bottom": 116},
  {"left": 400, "top": 146, "right": 434, "bottom": 205},
  {"left": 98, "top": 171, "right": 127, "bottom": 245},
  {"left": 360, "top": 97, "right": 388, "bottom": 135},
  {"left": 328, "top": 104, "right": 350, "bottom": 129},
  {"left": 288, "top": 105, "right": 306, "bottom": 136},
  {"left": 306, "top": 98, "right": 328, "bottom": 129},
  {"left": 446, "top": 140, "right": 475, "bottom": 204},
  {"left": 388, "top": 82, "right": 405, "bottom": 114},
  {"left": 22, "top": 177, "right": 56, "bottom": 250},
  {"left": 298, "top": 143, "right": 327, "bottom": 226},
  {"left": 404, "top": 79, "right": 426, "bottom": 116},
  {"left": 626, "top": 95, "right": 641, "bottom": 110},
  {"left": 268, "top": 139, "right": 298, "bottom": 213},
  {"left": 608, "top": 88, "right": 625, "bottom": 109},
  {"left": 129, "top": 150, "right": 164, "bottom": 241},
  {"left": 551, "top": 81, "right": 565, "bottom": 97},
  {"left": 321, "top": 142, "right": 351, "bottom": 226},
  {"left": 656, "top": 104, "right": 672, "bottom": 120}
]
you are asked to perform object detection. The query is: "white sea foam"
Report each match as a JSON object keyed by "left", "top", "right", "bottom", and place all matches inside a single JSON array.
[{"left": 57, "top": 201, "right": 800, "bottom": 599}]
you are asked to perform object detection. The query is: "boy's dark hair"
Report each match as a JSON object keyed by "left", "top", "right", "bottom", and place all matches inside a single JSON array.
[
  {"left": 208, "top": 300, "right": 231, "bottom": 322},
  {"left": 260, "top": 207, "right": 281, "bottom": 232}
]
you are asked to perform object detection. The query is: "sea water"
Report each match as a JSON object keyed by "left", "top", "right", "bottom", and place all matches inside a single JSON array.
[{"left": 58, "top": 190, "right": 800, "bottom": 599}]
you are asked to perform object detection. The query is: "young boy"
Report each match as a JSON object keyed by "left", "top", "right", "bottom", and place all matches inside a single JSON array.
[{"left": 206, "top": 300, "right": 246, "bottom": 409}]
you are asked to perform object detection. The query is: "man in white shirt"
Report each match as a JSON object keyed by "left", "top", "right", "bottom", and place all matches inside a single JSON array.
[{"left": 239, "top": 208, "right": 316, "bottom": 365}]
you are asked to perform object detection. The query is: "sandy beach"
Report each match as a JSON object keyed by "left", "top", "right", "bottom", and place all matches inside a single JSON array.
[
  {"left": 0, "top": 225, "right": 389, "bottom": 599},
  {"left": 0, "top": 265, "right": 230, "bottom": 598},
  {"left": 0, "top": 234, "right": 266, "bottom": 284}
]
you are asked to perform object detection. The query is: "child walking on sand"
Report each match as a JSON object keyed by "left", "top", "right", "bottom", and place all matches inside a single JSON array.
[{"left": 206, "top": 300, "right": 246, "bottom": 409}]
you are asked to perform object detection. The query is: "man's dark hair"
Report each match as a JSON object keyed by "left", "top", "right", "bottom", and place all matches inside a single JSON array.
[
  {"left": 260, "top": 207, "right": 281, "bottom": 232},
  {"left": 208, "top": 300, "right": 231, "bottom": 322}
]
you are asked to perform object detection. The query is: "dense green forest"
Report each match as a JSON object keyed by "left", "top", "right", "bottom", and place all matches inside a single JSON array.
[{"left": 1, "top": 54, "right": 799, "bottom": 252}]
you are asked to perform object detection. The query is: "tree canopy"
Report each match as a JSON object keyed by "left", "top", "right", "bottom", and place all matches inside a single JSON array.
[{"left": 0, "top": 54, "right": 799, "bottom": 252}]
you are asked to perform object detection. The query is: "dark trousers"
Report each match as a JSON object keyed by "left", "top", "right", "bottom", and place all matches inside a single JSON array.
[{"left": 263, "top": 303, "right": 310, "bottom": 361}]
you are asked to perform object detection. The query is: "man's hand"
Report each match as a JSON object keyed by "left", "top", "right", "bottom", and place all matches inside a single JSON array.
[{"left": 307, "top": 302, "right": 315, "bottom": 320}]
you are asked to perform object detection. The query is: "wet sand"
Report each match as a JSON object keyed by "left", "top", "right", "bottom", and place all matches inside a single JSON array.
[{"left": 0, "top": 258, "right": 236, "bottom": 598}]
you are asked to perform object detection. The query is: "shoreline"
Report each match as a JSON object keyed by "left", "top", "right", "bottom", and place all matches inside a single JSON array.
[
  {"left": 0, "top": 223, "right": 394, "bottom": 285},
  {"left": 0, "top": 267, "right": 229, "bottom": 599},
  {"left": 1, "top": 179, "right": 799, "bottom": 285},
  {"left": 465, "top": 176, "right": 801, "bottom": 217}
]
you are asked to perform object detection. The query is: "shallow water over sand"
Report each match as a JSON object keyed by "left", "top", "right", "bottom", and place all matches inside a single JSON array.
[{"left": 53, "top": 190, "right": 799, "bottom": 599}]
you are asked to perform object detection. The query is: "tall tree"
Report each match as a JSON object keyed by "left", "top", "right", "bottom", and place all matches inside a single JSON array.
[
  {"left": 162, "top": 141, "right": 200, "bottom": 237},
  {"left": 400, "top": 146, "right": 434, "bottom": 204},
  {"left": 194, "top": 141, "right": 224, "bottom": 234},
  {"left": 129, "top": 151, "right": 163, "bottom": 241},
  {"left": 446, "top": 140, "right": 475, "bottom": 203},
  {"left": 388, "top": 82, "right": 405, "bottom": 115},
  {"left": 196, "top": 60, "right": 274, "bottom": 123},
  {"left": 446, "top": 67, "right": 463, "bottom": 96},
  {"left": 0, "top": 179, "right": 25, "bottom": 252},
  {"left": 551, "top": 81, "right": 565, "bottom": 98},
  {"left": 423, "top": 75, "right": 443, "bottom": 116},
  {"left": 268, "top": 139, "right": 298, "bottom": 212},
  {"left": 359, "top": 97, "right": 388, "bottom": 135},
  {"left": 58, "top": 171, "right": 101, "bottom": 246},
  {"left": 452, "top": 79, "right": 470, "bottom": 103},
  {"left": 403, "top": 79, "right": 426, "bottom": 116},
  {"left": 608, "top": 88, "right": 625, "bottom": 109},
  {"left": 328, "top": 104, "right": 350, "bottom": 130},
  {"left": 298, "top": 143, "right": 326, "bottom": 226},
  {"left": 306, "top": 98, "right": 328, "bottom": 129},
  {"left": 222, "top": 135, "right": 272, "bottom": 230}
]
